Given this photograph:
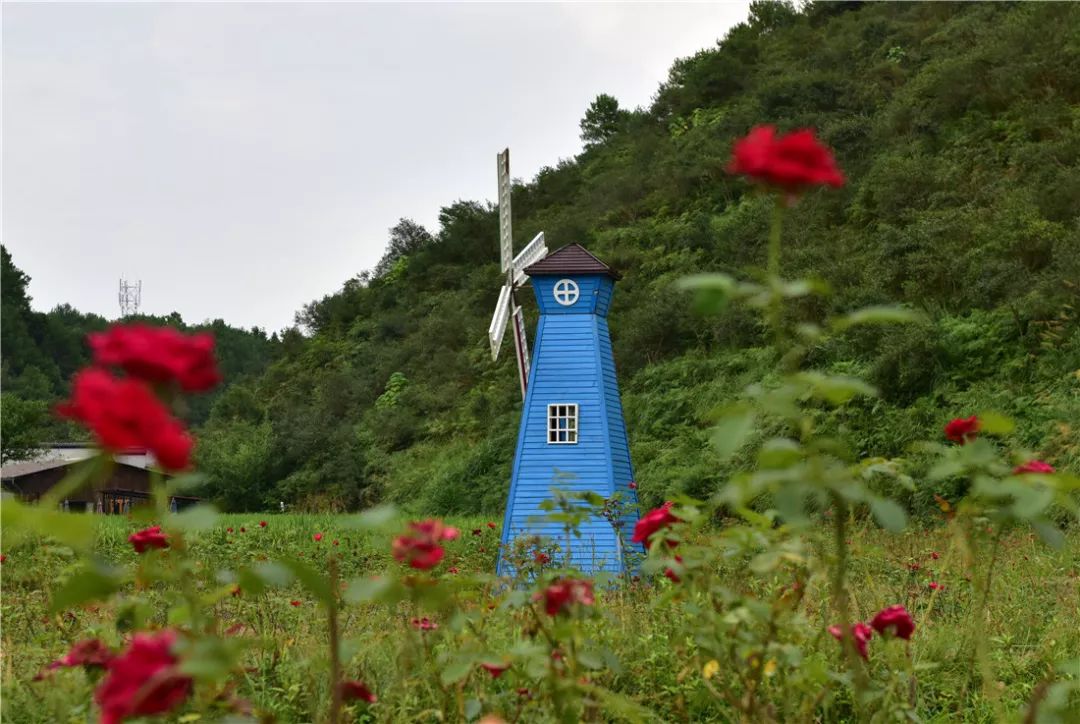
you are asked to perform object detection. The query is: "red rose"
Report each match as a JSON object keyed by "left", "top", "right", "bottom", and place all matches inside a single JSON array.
[
  {"left": 930, "top": 551, "right": 940, "bottom": 560},
  {"left": 290, "top": 600, "right": 302, "bottom": 607},
  {"left": 1014, "top": 460, "right": 1055, "bottom": 475},
  {"left": 944, "top": 416, "right": 980, "bottom": 444},
  {"left": 472, "top": 528, "right": 482, "bottom": 536},
  {"left": 94, "top": 630, "right": 191, "bottom": 724},
  {"left": 664, "top": 555, "right": 684, "bottom": 584},
  {"left": 57, "top": 369, "right": 192, "bottom": 470},
  {"left": 534, "top": 578, "right": 594, "bottom": 616},
  {"left": 487, "top": 522, "right": 496, "bottom": 529},
  {"left": 314, "top": 533, "right": 323, "bottom": 542},
  {"left": 129, "top": 526, "right": 169, "bottom": 554},
  {"left": 728, "top": 125, "right": 845, "bottom": 193},
  {"left": 448, "top": 566, "right": 459, "bottom": 574},
  {"left": 628, "top": 482, "right": 637, "bottom": 490},
  {"left": 239, "top": 527, "right": 245, "bottom": 533},
  {"left": 89, "top": 324, "right": 221, "bottom": 392},
  {"left": 339, "top": 680, "right": 377, "bottom": 704},
  {"left": 929, "top": 581, "right": 944, "bottom": 591},
  {"left": 227, "top": 527, "right": 234, "bottom": 533},
  {"left": 392, "top": 519, "right": 459, "bottom": 570},
  {"left": 534, "top": 551, "right": 550, "bottom": 565},
  {"left": 828, "top": 622, "right": 873, "bottom": 660},
  {"left": 410, "top": 617, "right": 438, "bottom": 631},
  {"left": 38, "top": 639, "right": 114, "bottom": 679},
  {"left": 631, "top": 502, "right": 680, "bottom": 548},
  {"left": 259, "top": 521, "right": 267, "bottom": 528},
  {"left": 869, "top": 605, "right": 915, "bottom": 640},
  {"left": 481, "top": 662, "right": 510, "bottom": 678}
]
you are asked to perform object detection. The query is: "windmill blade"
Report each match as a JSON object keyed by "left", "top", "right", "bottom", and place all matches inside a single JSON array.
[
  {"left": 497, "top": 149, "right": 513, "bottom": 273},
  {"left": 512, "top": 232, "right": 548, "bottom": 287},
  {"left": 511, "top": 303, "right": 530, "bottom": 398},
  {"left": 488, "top": 284, "right": 512, "bottom": 360}
]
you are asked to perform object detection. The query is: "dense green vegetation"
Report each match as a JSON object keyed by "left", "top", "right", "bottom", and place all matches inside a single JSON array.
[
  {"left": 6, "top": 2, "right": 1079, "bottom": 513},
  {"left": 0, "top": 245, "right": 279, "bottom": 461}
]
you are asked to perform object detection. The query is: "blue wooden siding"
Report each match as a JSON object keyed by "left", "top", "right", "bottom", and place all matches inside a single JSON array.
[{"left": 498, "top": 273, "right": 640, "bottom": 576}]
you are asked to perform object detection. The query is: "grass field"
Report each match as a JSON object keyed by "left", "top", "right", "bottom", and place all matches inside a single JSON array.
[{"left": 2, "top": 512, "right": 1078, "bottom": 722}]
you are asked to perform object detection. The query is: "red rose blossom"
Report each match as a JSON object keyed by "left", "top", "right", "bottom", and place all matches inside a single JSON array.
[
  {"left": 481, "top": 662, "right": 510, "bottom": 678},
  {"left": 727, "top": 125, "right": 845, "bottom": 193},
  {"left": 57, "top": 369, "right": 193, "bottom": 470},
  {"left": 1014, "top": 460, "right": 1055, "bottom": 475},
  {"left": 487, "top": 522, "right": 496, "bottom": 529},
  {"left": 827, "top": 622, "right": 873, "bottom": 660},
  {"left": 472, "top": 528, "right": 482, "bottom": 536},
  {"left": 929, "top": 581, "right": 944, "bottom": 591},
  {"left": 314, "top": 533, "right": 323, "bottom": 542},
  {"left": 411, "top": 617, "right": 438, "bottom": 631},
  {"left": 37, "top": 639, "right": 114, "bottom": 679},
  {"left": 869, "top": 605, "right": 915, "bottom": 640},
  {"left": 259, "top": 520, "right": 267, "bottom": 528},
  {"left": 89, "top": 324, "right": 221, "bottom": 392},
  {"left": 944, "top": 416, "right": 980, "bottom": 444},
  {"left": 339, "top": 680, "right": 377, "bottom": 704},
  {"left": 129, "top": 526, "right": 169, "bottom": 554},
  {"left": 534, "top": 578, "right": 594, "bottom": 616},
  {"left": 290, "top": 600, "right": 302, "bottom": 607},
  {"left": 534, "top": 551, "right": 551, "bottom": 565},
  {"left": 628, "top": 482, "right": 637, "bottom": 490},
  {"left": 392, "top": 519, "right": 459, "bottom": 570},
  {"left": 664, "top": 555, "right": 684, "bottom": 583},
  {"left": 94, "top": 630, "right": 191, "bottom": 724},
  {"left": 632, "top": 502, "right": 680, "bottom": 549}
]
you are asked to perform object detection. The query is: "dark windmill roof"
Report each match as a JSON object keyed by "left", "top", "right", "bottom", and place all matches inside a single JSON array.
[{"left": 523, "top": 243, "right": 622, "bottom": 280}]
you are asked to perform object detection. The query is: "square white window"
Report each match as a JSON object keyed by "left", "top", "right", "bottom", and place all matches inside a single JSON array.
[{"left": 547, "top": 403, "right": 578, "bottom": 444}]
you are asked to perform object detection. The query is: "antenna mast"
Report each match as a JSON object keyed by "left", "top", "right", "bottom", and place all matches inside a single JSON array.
[{"left": 118, "top": 279, "right": 142, "bottom": 317}]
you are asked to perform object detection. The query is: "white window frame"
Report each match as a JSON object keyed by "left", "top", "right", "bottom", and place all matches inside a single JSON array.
[{"left": 547, "top": 403, "right": 579, "bottom": 444}]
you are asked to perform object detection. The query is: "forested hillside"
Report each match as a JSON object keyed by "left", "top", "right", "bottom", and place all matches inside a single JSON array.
[
  {"left": 10, "top": 2, "right": 1080, "bottom": 512},
  {"left": 0, "top": 246, "right": 279, "bottom": 461}
]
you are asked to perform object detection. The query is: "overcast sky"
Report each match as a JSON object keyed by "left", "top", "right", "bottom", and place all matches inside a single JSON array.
[{"left": 3, "top": 2, "right": 750, "bottom": 332}]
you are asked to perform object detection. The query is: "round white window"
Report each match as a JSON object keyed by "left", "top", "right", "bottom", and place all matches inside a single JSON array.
[{"left": 553, "top": 279, "right": 579, "bottom": 306}]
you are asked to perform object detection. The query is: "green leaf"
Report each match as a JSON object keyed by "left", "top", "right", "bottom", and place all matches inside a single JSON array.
[
  {"left": 832, "top": 305, "right": 922, "bottom": 331},
  {"left": 758, "top": 439, "right": 802, "bottom": 469},
  {"left": 870, "top": 498, "right": 907, "bottom": 533},
  {"left": 343, "top": 576, "right": 399, "bottom": 604},
  {"left": 796, "top": 372, "right": 877, "bottom": 405},
  {"left": 440, "top": 655, "right": 474, "bottom": 686},
  {"left": 166, "top": 503, "right": 219, "bottom": 533},
  {"left": 1031, "top": 520, "right": 1064, "bottom": 549},
  {"left": 165, "top": 473, "right": 209, "bottom": 496},
  {"left": 710, "top": 405, "right": 756, "bottom": 460},
  {"left": 252, "top": 561, "right": 293, "bottom": 587},
  {"left": 341, "top": 504, "right": 398, "bottom": 531},
  {"left": 2, "top": 498, "right": 97, "bottom": 551},
  {"left": 51, "top": 564, "right": 122, "bottom": 613},
  {"left": 279, "top": 558, "right": 334, "bottom": 606},
  {"left": 464, "top": 699, "right": 482, "bottom": 721},
  {"left": 977, "top": 411, "right": 1015, "bottom": 436},
  {"left": 677, "top": 273, "right": 737, "bottom": 314}
]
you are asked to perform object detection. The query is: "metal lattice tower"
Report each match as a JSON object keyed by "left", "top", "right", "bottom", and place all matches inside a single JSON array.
[{"left": 118, "top": 279, "right": 142, "bottom": 317}]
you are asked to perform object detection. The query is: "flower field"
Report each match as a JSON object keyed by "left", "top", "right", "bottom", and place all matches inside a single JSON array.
[{"left": 2, "top": 513, "right": 1078, "bottom": 722}]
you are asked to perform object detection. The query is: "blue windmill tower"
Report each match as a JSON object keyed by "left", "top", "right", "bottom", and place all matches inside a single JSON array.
[{"left": 487, "top": 150, "right": 639, "bottom": 575}]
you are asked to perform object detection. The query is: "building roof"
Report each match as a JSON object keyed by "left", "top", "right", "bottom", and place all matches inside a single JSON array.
[
  {"left": 523, "top": 243, "right": 621, "bottom": 280},
  {"left": 0, "top": 458, "right": 72, "bottom": 478},
  {"left": 1, "top": 458, "right": 158, "bottom": 480}
]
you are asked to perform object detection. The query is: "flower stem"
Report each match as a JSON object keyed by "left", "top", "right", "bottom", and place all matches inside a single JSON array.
[
  {"left": 766, "top": 195, "right": 785, "bottom": 347},
  {"left": 327, "top": 557, "right": 342, "bottom": 724}
]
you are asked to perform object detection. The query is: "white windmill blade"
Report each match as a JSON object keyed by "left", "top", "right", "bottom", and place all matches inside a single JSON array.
[
  {"left": 512, "top": 232, "right": 548, "bottom": 287},
  {"left": 488, "top": 284, "right": 512, "bottom": 360},
  {"left": 497, "top": 149, "right": 513, "bottom": 273},
  {"left": 511, "top": 304, "right": 530, "bottom": 398}
]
